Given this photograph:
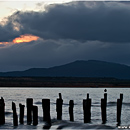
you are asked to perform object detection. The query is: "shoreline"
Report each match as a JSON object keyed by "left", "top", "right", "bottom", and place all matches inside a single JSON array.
[{"left": 0, "top": 77, "right": 130, "bottom": 87}]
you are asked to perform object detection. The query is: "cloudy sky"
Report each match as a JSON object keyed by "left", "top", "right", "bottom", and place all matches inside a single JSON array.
[{"left": 0, "top": 1, "right": 130, "bottom": 72}]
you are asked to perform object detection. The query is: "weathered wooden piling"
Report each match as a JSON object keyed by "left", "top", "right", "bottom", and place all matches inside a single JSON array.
[
  {"left": 33, "top": 105, "right": 38, "bottom": 126},
  {"left": 0, "top": 97, "right": 5, "bottom": 125},
  {"left": 117, "top": 99, "right": 121, "bottom": 125},
  {"left": 120, "top": 94, "right": 123, "bottom": 100},
  {"left": 101, "top": 98, "right": 106, "bottom": 124},
  {"left": 117, "top": 94, "right": 123, "bottom": 126},
  {"left": 104, "top": 93, "right": 107, "bottom": 105},
  {"left": 69, "top": 100, "right": 74, "bottom": 121},
  {"left": 19, "top": 103, "right": 25, "bottom": 124},
  {"left": 26, "top": 98, "right": 33, "bottom": 125},
  {"left": 83, "top": 93, "right": 91, "bottom": 123},
  {"left": 56, "top": 93, "right": 63, "bottom": 120},
  {"left": 87, "top": 93, "right": 89, "bottom": 99},
  {"left": 12, "top": 102, "right": 18, "bottom": 126},
  {"left": 101, "top": 91, "right": 107, "bottom": 124},
  {"left": 59, "top": 93, "right": 62, "bottom": 99},
  {"left": 120, "top": 93, "right": 123, "bottom": 107},
  {"left": 42, "top": 99, "right": 51, "bottom": 125}
]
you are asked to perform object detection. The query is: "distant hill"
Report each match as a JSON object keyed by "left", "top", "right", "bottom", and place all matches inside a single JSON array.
[{"left": 0, "top": 60, "right": 130, "bottom": 79}]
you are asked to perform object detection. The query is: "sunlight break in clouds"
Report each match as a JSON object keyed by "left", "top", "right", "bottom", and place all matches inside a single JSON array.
[
  {"left": 0, "top": 34, "right": 40, "bottom": 48},
  {"left": 12, "top": 34, "right": 39, "bottom": 43}
]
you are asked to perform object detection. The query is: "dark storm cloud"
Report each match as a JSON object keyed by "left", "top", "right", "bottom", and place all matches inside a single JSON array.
[
  {"left": 2, "top": 1, "right": 130, "bottom": 43},
  {"left": 0, "top": 12, "right": 21, "bottom": 42},
  {"left": 0, "top": 39, "right": 130, "bottom": 72},
  {"left": 0, "top": 1, "right": 130, "bottom": 71},
  {"left": 0, "top": 24, "right": 20, "bottom": 42}
]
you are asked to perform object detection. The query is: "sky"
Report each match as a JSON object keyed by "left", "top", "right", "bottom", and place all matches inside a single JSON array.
[{"left": 0, "top": 1, "right": 130, "bottom": 72}]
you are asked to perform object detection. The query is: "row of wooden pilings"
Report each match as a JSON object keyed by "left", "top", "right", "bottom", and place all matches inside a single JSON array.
[{"left": 0, "top": 92, "right": 123, "bottom": 127}]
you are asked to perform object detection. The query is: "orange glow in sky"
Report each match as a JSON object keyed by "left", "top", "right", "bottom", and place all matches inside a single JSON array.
[
  {"left": 0, "top": 42, "right": 8, "bottom": 44},
  {"left": 0, "top": 34, "right": 40, "bottom": 48},
  {"left": 13, "top": 34, "right": 39, "bottom": 43}
]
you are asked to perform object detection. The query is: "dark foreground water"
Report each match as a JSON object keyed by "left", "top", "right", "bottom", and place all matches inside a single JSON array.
[{"left": 0, "top": 87, "right": 129, "bottom": 129}]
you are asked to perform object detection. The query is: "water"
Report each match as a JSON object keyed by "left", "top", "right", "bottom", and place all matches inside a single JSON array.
[{"left": 0, "top": 87, "right": 130, "bottom": 129}]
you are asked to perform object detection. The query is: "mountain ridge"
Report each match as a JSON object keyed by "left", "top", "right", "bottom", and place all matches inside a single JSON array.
[{"left": 0, "top": 60, "right": 130, "bottom": 79}]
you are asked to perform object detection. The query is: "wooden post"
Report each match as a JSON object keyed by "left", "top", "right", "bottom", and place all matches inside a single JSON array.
[
  {"left": 19, "top": 103, "right": 25, "bottom": 124},
  {"left": 33, "top": 105, "right": 38, "bottom": 126},
  {"left": 87, "top": 93, "right": 91, "bottom": 122},
  {"left": 104, "top": 92, "right": 107, "bottom": 121},
  {"left": 42, "top": 99, "right": 51, "bottom": 125},
  {"left": 87, "top": 93, "right": 89, "bottom": 99},
  {"left": 83, "top": 94, "right": 91, "bottom": 123},
  {"left": 12, "top": 102, "right": 18, "bottom": 126},
  {"left": 59, "top": 93, "right": 62, "bottom": 99},
  {"left": 117, "top": 94, "right": 123, "bottom": 126},
  {"left": 120, "top": 93, "right": 123, "bottom": 108},
  {"left": 69, "top": 100, "right": 74, "bottom": 121},
  {"left": 117, "top": 99, "right": 121, "bottom": 125},
  {"left": 56, "top": 93, "right": 63, "bottom": 120},
  {"left": 0, "top": 97, "right": 5, "bottom": 125},
  {"left": 88, "top": 99, "right": 91, "bottom": 122},
  {"left": 104, "top": 93, "right": 107, "bottom": 105},
  {"left": 120, "top": 93, "right": 123, "bottom": 101},
  {"left": 101, "top": 99, "right": 106, "bottom": 124},
  {"left": 26, "top": 98, "right": 33, "bottom": 125}
]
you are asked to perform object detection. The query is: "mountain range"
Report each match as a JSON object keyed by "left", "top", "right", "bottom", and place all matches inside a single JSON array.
[{"left": 0, "top": 60, "right": 130, "bottom": 79}]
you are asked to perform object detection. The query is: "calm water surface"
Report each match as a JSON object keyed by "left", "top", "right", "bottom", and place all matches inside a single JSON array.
[{"left": 0, "top": 88, "right": 129, "bottom": 129}]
